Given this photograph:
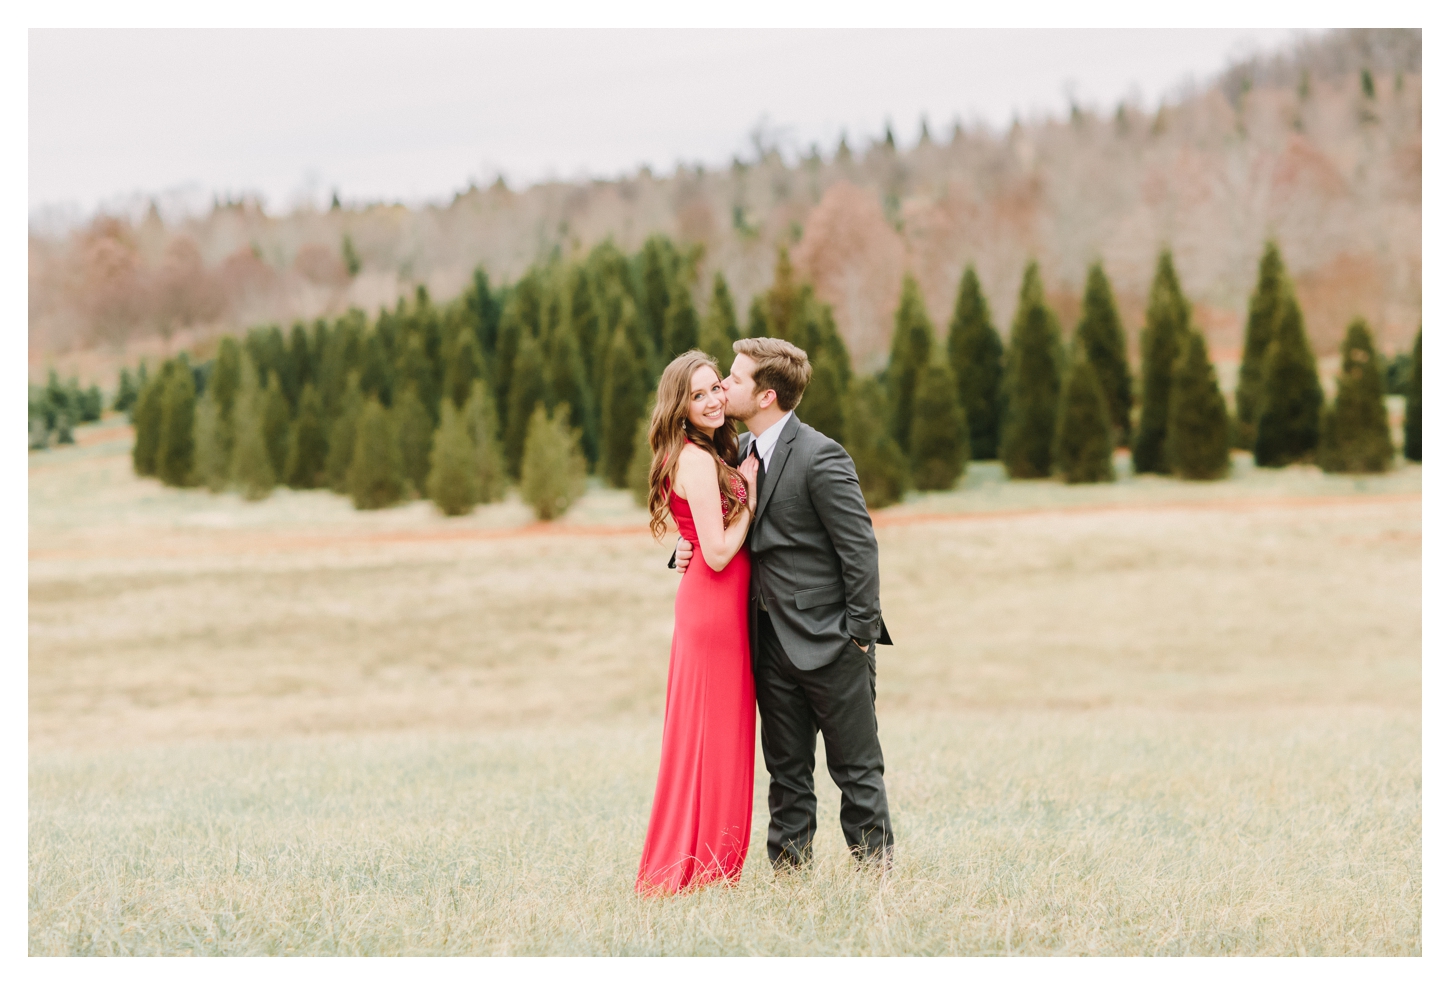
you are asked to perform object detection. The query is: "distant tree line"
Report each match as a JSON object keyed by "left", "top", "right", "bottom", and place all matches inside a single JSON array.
[{"left": 115, "top": 234, "right": 1421, "bottom": 520}]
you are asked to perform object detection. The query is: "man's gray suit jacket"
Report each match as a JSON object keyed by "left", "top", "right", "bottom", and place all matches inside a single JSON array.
[{"left": 743, "top": 414, "right": 892, "bottom": 672}]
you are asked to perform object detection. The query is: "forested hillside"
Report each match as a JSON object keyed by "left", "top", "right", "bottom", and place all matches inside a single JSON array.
[{"left": 29, "top": 28, "right": 1419, "bottom": 381}]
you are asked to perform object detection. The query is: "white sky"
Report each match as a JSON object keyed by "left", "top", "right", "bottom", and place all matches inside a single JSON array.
[{"left": 29, "top": 28, "right": 1307, "bottom": 221}]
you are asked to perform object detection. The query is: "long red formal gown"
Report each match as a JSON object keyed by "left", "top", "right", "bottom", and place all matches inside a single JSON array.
[{"left": 636, "top": 478, "right": 756, "bottom": 894}]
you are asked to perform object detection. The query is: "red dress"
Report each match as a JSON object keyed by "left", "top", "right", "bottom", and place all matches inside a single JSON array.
[{"left": 636, "top": 476, "right": 756, "bottom": 894}]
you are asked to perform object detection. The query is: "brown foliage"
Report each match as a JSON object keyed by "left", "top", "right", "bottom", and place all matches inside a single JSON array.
[
  {"left": 292, "top": 242, "right": 350, "bottom": 287},
  {"left": 792, "top": 181, "right": 906, "bottom": 369}
]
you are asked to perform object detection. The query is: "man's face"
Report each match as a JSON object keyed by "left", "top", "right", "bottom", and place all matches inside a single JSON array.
[{"left": 721, "top": 353, "right": 763, "bottom": 420}]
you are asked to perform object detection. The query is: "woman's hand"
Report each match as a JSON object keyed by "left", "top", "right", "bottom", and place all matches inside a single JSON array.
[{"left": 739, "top": 455, "right": 759, "bottom": 513}]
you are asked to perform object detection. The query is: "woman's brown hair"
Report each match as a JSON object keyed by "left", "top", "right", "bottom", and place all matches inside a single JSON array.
[{"left": 646, "top": 350, "right": 746, "bottom": 540}]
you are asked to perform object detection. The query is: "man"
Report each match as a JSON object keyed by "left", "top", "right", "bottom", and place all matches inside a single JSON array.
[{"left": 675, "top": 337, "right": 893, "bottom": 869}]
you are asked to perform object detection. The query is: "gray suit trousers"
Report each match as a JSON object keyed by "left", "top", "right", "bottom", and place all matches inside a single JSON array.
[{"left": 755, "top": 609, "right": 893, "bottom": 867}]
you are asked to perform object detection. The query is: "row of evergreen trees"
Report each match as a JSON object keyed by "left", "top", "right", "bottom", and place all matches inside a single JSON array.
[
  {"left": 28, "top": 371, "right": 105, "bottom": 449},
  {"left": 869, "top": 249, "right": 1233, "bottom": 492},
  {"left": 121, "top": 234, "right": 1421, "bottom": 520}
]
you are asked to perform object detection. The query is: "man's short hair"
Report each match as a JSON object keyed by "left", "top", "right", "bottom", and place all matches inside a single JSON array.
[{"left": 732, "top": 337, "right": 812, "bottom": 411}]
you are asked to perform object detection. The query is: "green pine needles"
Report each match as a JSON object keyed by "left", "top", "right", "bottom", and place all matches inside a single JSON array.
[
  {"left": 886, "top": 274, "right": 935, "bottom": 453},
  {"left": 946, "top": 266, "right": 1004, "bottom": 461},
  {"left": 1166, "top": 329, "right": 1232, "bottom": 480},
  {"left": 1075, "top": 262, "right": 1133, "bottom": 446},
  {"left": 844, "top": 378, "right": 909, "bottom": 509},
  {"left": 1000, "top": 262, "right": 1064, "bottom": 479},
  {"left": 1053, "top": 353, "right": 1115, "bottom": 484},
  {"left": 1235, "top": 241, "right": 1286, "bottom": 447},
  {"left": 1403, "top": 328, "right": 1421, "bottom": 463},
  {"left": 1132, "top": 250, "right": 1190, "bottom": 475},
  {"left": 909, "top": 352, "right": 968, "bottom": 490},
  {"left": 700, "top": 273, "right": 741, "bottom": 373},
  {"left": 520, "top": 404, "right": 587, "bottom": 521},
  {"left": 426, "top": 401, "right": 481, "bottom": 516},
  {"left": 1253, "top": 284, "right": 1323, "bottom": 467},
  {"left": 348, "top": 398, "right": 406, "bottom": 510},
  {"left": 1318, "top": 319, "right": 1393, "bottom": 474}
]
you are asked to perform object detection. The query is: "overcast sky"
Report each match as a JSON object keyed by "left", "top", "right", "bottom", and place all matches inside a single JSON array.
[{"left": 30, "top": 28, "right": 1307, "bottom": 222}]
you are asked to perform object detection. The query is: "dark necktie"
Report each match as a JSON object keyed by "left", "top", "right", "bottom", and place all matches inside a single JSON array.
[{"left": 751, "top": 443, "right": 765, "bottom": 474}]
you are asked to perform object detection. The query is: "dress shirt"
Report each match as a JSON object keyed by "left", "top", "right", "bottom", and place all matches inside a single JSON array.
[{"left": 751, "top": 411, "right": 793, "bottom": 472}]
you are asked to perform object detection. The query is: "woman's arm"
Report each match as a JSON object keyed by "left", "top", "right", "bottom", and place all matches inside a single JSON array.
[{"left": 677, "top": 446, "right": 755, "bottom": 572}]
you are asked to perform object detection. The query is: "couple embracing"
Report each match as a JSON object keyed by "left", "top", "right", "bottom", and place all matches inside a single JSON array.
[{"left": 635, "top": 337, "right": 893, "bottom": 895}]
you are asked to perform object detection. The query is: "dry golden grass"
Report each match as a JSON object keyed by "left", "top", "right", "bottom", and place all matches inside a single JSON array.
[{"left": 28, "top": 426, "right": 1421, "bottom": 954}]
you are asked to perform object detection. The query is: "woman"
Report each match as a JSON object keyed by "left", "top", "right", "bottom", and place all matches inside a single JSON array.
[{"left": 635, "top": 350, "right": 760, "bottom": 895}]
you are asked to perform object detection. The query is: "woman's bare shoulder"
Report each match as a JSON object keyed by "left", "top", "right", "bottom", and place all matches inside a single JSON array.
[
  {"left": 677, "top": 443, "right": 715, "bottom": 466},
  {"left": 676, "top": 444, "right": 715, "bottom": 488}
]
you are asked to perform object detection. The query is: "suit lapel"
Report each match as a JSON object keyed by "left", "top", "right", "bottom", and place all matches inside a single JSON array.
[
  {"left": 753, "top": 414, "right": 800, "bottom": 517},
  {"left": 737, "top": 432, "right": 755, "bottom": 466}
]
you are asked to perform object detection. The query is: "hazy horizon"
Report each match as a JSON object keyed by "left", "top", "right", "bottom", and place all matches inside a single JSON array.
[{"left": 30, "top": 27, "right": 1306, "bottom": 227}]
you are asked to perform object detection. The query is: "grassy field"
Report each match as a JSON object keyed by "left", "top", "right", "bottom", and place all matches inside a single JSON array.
[{"left": 29, "top": 422, "right": 1421, "bottom": 955}]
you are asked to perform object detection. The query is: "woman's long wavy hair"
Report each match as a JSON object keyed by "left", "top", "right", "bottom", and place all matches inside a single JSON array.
[{"left": 646, "top": 350, "right": 746, "bottom": 540}]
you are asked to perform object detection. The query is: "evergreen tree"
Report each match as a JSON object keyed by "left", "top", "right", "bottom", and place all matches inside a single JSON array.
[
  {"left": 318, "top": 311, "right": 363, "bottom": 421},
  {"left": 463, "top": 378, "right": 508, "bottom": 503},
  {"left": 130, "top": 364, "right": 165, "bottom": 476},
  {"left": 764, "top": 246, "right": 798, "bottom": 340},
  {"left": 600, "top": 322, "right": 646, "bottom": 487},
  {"left": 467, "top": 266, "right": 502, "bottom": 359},
  {"left": 791, "top": 292, "right": 851, "bottom": 445},
  {"left": 663, "top": 271, "right": 701, "bottom": 358},
  {"left": 114, "top": 367, "right": 138, "bottom": 414},
  {"left": 504, "top": 331, "right": 546, "bottom": 478},
  {"left": 520, "top": 404, "right": 587, "bottom": 521},
  {"left": 79, "top": 384, "right": 104, "bottom": 422},
  {"left": 1075, "top": 262, "right": 1133, "bottom": 444},
  {"left": 700, "top": 272, "right": 741, "bottom": 371},
  {"left": 284, "top": 322, "right": 310, "bottom": 407},
  {"left": 393, "top": 385, "right": 434, "bottom": 496},
  {"left": 426, "top": 401, "right": 480, "bottom": 516},
  {"left": 1000, "top": 261, "right": 1065, "bottom": 479},
  {"left": 946, "top": 265, "right": 1005, "bottom": 460},
  {"left": 261, "top": 375, "right": 291, "bottom": 478},
  {"left": 545, "top": 313, "right": 597, "bottom": 466},
  {"left": 909, "top": 354, "right": 968, "bottom": 490},
  {"left": 501, "top": 271, "right": 544, "bottom": 397},
  {"left": 1236, "top": 241, "right": 1287, "bottom": 445},
  {"left": 208, "top": 335, "right": 242, "bottom": 461},
  {"left": 638, "top": 235, "right": 676, "bottom": 364},
  {"left": 843, "top": 377, "right": 909, "bottom": 508},
  {"left": 1253, "top": 286, "right": 1324, "bottom": 467},
  {"left": 325, "top": 372, "right": 365, "bottom": 492},
  {"left": 229, "top": 357, "right": 276, "bottom": 501},
  {"left": 443, "top": 330, "right": 485, "bottom": 410},
  {"left": 1404, "top": 327, "right": 1421, "bottom": 462},
  {"left": 348, "top": 398, "right": 406, "bottom": 509},
  {"left": 1132, "top": 249, "right": 1190, "bottom": 474},
  {"left": 284, "top": 383, "right": 328, "bottom": 488},
  {"left": 191, "top": 391, "right": 229, "bottom": 492},
  {"left": 746, "top": 295, "right": 769, "bottom": 339},
  {"left": 1052, "top": 353, "right": 1116, "bottom": 484},
  {"left": 53, "top": 406, "right": 75, "bottom": 445},
  {"left": 358, "top": 330, "right": 394, "bottom": 407},
  {"left": 1165, "top": 329, "right": 1232, "bottom": 480},
  {"left": 564, "top": 264, "right": 602, "bottom": 380},
  {"left": 156, "top": 359, "right": 197, "bottom": 487},
  {"left": 1318, "top": 319, "right": 1393, "bottom": 474},
  {"left": 886, "top": 274, "right": 935, "bottom": 451},
  {"left": 395, "top": 334, "right": 440, "bottom": 425},
  {"left": 627, "top": 406, "right": 654, "bottom": 507}
]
